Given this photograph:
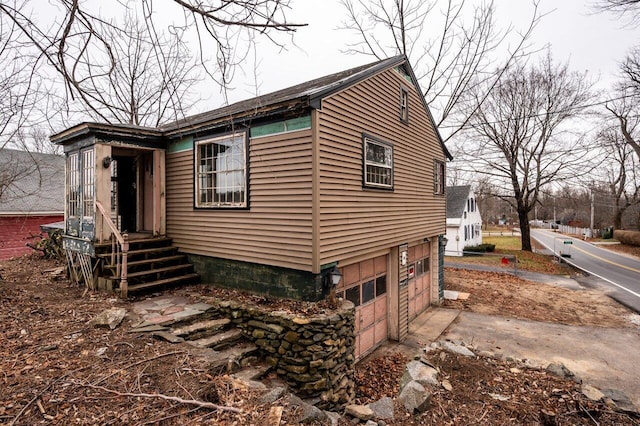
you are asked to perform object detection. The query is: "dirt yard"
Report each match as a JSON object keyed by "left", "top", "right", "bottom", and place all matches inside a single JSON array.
[
  {"left": 443, "top": 268, "right": 637, "bottom": 327},
  {"left": 1, "top": 255, "right": 639, "bottom": 425}
]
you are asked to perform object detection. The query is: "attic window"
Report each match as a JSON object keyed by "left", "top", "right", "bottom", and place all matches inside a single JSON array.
[
  {"left": 434, "top": 160, "right": 445, "bottom": 195},
  {"left": 195, "top": 131, "right": 248, "bottom": 208},
  {"left": 400, "top": 87, "right": 409, "bottom": 123},
  {"left": 363, "top": 135, "right": 393, "bottom": 190}
]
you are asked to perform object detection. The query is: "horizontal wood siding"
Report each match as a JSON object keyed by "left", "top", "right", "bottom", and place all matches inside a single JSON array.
[
  {"left": 318, "top": 68, "right": 446, "bottom": 264},
  {"left": 165, "top": 130, "right": 313, "bottom": 270}
]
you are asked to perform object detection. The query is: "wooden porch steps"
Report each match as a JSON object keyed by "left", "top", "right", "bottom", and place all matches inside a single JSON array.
[
  {"left": 127, "top": 273, "right": 200, "bottom": 292},
  {"left": 97, "top": 237, "right": 198, "bottom": 296}
]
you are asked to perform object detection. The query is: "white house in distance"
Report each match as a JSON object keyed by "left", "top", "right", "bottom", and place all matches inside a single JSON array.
[{"left": 445, "top": 185, "right": 482, "bottom": 256}]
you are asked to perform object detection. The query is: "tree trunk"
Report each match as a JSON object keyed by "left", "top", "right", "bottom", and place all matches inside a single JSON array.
[
  {"left": 518, "top": 208, "right": 532, "bottom": 251},
  {"left": 613, "top": 209, "right": 624, "bottom": 230}
]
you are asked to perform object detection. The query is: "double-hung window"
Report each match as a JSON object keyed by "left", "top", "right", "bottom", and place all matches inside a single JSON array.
[
  {"left": 363, "top": 135, "right": 393, "bottom": 189},
  {"left": 195, "top": 131, "right": 247, "bottom": 208}
]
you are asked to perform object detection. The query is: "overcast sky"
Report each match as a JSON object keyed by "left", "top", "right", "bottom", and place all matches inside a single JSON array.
[{"left": 215, "top": 0, "right": 638, "bottom": 107}]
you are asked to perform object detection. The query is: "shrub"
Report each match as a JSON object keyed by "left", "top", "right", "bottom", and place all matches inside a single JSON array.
[
  {"left": 613, "top": 230, "right": 640, "bottom": 246},
  {"left": 463, "top": 243, "right": 496, "bottom": 255}
]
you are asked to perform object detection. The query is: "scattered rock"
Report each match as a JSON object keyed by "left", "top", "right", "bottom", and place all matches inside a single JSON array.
[
  {"left": 87, "top": 307, "right": 126, "bottom": 330},
  {"left": 400, "top": 360, "right": 439, "bottom": 390},
  {"left": 601, "top": 388, "right": 638, "bottom": 414},
  {"left": 368, "top": 396, "right": 394, "bottom": 420},
  {"left": 398, "top": 381, "right": 431, "bottom": 413},
  {"left": 489, "top": 393, "right": 511, "bottom": 401},
  {"left": 323, "top": 410, "right": 342, "bottom": 426},
  {"left": 365, "top": 421, "right": 378, "bottom": 426},
  {"left": 297, "top": 401, "right": 327, "bottom": 424},
  {"left": 441, "top": 379, "right": 452, "bottom": 391},
  {"left": 345, "top": 404, "right": 374, "bottom": 421},
  {"left": 95, "top": 347, "right": 107, "bottom": 356},
  {"left": 440, "top": 341, "right": 475, "bottom": 357},
  {"left": 545, "top": 363, "right": 580, "bottom": 383},
  {"left": 581, "top": 384, "right": 604, "bottom": 402},
  {"left": 259, "top": 387, "right": 287, "bottom": 404},
  {"left": 510, "top": 368, "right": 521, "bottom": 374}
]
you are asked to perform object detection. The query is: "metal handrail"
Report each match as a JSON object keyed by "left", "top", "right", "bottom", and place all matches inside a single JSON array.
[{"left": 96, "top": 201, "right": 129, "bottom": 297}]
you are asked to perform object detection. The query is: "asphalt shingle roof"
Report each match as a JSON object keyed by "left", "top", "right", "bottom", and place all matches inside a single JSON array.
[
  {"left": 0, "top": 149, "right": 65, "bottom": 214},
  {"left": 446, "top": 185, "right": 471, "bottom": 219}
]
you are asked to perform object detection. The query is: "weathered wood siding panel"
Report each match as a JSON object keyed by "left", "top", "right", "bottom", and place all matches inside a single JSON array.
[
  {"left": 165, "top": 130, "right": 314, "bottom": 270},
  {"left": 318, "top": 68, "right": 446, "bottom": 264}
]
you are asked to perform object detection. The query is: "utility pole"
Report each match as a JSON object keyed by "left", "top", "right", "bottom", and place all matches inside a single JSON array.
[{"left": 590, "top": 191, "right": 595, "bottom": 238}]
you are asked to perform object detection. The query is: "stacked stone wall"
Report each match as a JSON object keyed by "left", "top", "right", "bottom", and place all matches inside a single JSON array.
[{"left": 209, "top": 298, "right": 356, "bottom": 409}]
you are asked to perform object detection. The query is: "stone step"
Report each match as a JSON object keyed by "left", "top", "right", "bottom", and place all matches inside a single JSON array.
[
  {"left": 202, "top": 342, "right": 259, "bottom": 371},
  {"left": 231, "top": 363, "right": 272, "bottom": 382},
  {"left": 188, "top": 328, "right": 244, "bottom": 350},
  {"left": 172, "top": 318, "right": 231, "bottom": 337}
]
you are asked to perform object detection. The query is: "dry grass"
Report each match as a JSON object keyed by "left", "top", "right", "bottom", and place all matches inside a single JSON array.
[{"left": 447, "top": 235, "right": 571, "bottom": 275}]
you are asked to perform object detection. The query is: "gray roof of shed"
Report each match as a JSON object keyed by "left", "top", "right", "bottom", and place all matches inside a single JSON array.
[
  {"left": 0, "top": 149, "right": 65, "bottom": 214},
  {"left": 446, "top": 185, "right": 471, "bottom": 219}
]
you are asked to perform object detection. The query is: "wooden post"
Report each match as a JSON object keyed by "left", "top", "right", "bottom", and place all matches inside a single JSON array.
[{"left": 121, "top": 233, "right": 129, "bottom": 298}]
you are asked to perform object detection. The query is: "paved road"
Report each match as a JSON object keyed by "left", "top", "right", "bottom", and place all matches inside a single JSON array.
[{"left": 531, "top": 229, "right": 640, "bottom": 312}]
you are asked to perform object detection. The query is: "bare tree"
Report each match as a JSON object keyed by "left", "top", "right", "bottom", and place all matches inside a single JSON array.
[
  {"left": 339, "top": 0, "right": 542, "bottom": 142},
  {"left": 0, "top": 0, "right": 303, "bottom": 132},
  {"left": 598, "top": 127, "right": 640, "bottom": 229},
  {"left": 62, "top": 13, "right": 202, "bottom": 127},
  {"left": 605, "top": 86, "right": 640, "bottom": 163},
  {"left": 593, "top": 0, "right": 640, "bottom": 25},
  {"left": 460, "top": 53, "right": 594, "bottom": 251}
]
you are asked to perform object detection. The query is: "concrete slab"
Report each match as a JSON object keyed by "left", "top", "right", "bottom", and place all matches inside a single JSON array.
[
  {"left": 443, "top": 290, "right": 459, "bottom": 300},
  {"left": 441, "top": 311, "right": 640, "bottom": 409},
  {"left": 404, "top": 308, "right": 461, "bottom": 350}
]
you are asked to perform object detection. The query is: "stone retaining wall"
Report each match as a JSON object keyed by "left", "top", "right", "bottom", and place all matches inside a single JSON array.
[{"left": 208, "top": 298, "right": 356, "bottom": 409}]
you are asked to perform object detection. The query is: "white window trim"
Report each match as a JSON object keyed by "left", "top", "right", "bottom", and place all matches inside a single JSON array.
[
  {"left": 195, "top": 131, "right": 248, "bottom": 208},
  {"left": 363, "top": 136, "right": 394, "bottom": 190}
]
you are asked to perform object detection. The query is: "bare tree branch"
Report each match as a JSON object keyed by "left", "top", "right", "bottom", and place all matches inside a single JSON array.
[
  {"left": 338, "top": 0, "right": 543, "bottom": 143},
  {"left": 458, "top": 53, "right": 595, "bottom": 250}
]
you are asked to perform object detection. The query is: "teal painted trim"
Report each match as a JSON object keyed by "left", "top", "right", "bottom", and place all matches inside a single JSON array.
[
  {"left": 285, "top": 115, "right": 311, "bottom": 131},
  {"left": 168, "top": 136, "right": 194, "bottom": 153},
  {"left": 250, "top": 115, "right": 311, "bottom": 138}
]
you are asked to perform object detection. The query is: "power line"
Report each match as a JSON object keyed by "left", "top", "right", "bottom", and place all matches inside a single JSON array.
[{"left": 438, "top": 92, "right": 639, "bottom": 130}]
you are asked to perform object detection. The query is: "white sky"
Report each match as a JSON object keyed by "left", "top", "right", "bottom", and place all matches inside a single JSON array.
[{"left": 217, "top": 0, "right": 639, "bottom": 107}]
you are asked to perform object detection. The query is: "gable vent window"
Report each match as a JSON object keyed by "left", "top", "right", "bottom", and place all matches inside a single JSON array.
[
  {"left": 434, "top": 160, "right": 445, "bottom": 195},
  {"left": 195, "top": 131, "right": 247, "bottom": 208},
  {"left": 400, "top": 87, "right": 409, "bottom": 123},
  {"left": 363, "top": 135, "right": 393, "bottom": 189}
]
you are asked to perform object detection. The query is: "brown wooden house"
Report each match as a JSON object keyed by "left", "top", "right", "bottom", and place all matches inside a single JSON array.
[{"left": 51, "top": 55, "right": 451, "bottom": 359}]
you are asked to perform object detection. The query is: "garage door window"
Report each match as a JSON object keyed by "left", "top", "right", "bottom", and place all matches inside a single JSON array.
[{"left": 339, "top": 274, "right": 387, "bottom": 306}]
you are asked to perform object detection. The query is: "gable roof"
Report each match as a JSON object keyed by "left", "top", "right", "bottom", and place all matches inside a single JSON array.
[
  {"left": 51, "top": 55, "right": 451, "bottom": 159},
  {"left": 0, "top": 149, "right": 65, "bottom": 215},
  {"left": 446, "top": 185, "right": 471, "bottom": 219}
]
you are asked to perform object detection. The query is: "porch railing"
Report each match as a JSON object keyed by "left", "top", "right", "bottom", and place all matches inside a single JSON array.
[{"left": 96, "top": 201, "right": 129, "bottom": 297}]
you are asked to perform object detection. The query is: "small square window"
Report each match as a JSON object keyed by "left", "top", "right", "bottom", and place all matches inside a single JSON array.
[
  {"left": 346, "top": 286, "right": 360, "bottom": 306},
  {"left": 362, "top": 280, "right": 375, "bottom": 304},
  {"left": 363, "top": 135, "right": 393, "bottom": 189},
  {"left": 376, "top": 275, "right": 387, "bottom": 296},
  {"left": 400, "top": 87, "right": 409, "bottom": 123}
]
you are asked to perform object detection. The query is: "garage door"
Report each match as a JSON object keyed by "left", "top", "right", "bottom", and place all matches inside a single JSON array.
[
  {"left": 338, "top": 255, "right": 388, "bottom": 360},
  {"left": 408, "top": 243, "right": 431, "bottom": 321}
]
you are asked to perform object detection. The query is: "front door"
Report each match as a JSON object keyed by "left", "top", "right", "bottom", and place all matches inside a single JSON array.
[{"left": 114, "top": 156, "right": 137, "bottom": 233}]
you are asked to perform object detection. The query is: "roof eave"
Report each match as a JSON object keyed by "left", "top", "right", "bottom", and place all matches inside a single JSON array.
[{"left": 50, "top": 122, "right": 164, "bottom": 145}]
